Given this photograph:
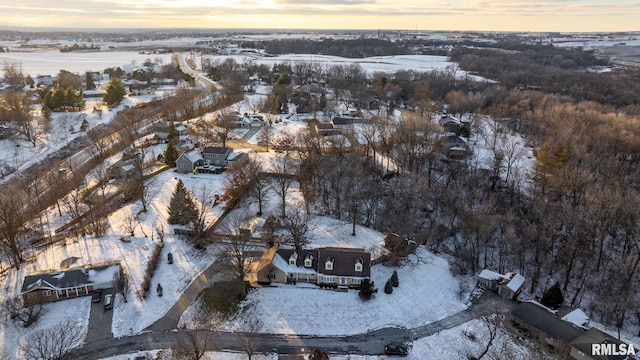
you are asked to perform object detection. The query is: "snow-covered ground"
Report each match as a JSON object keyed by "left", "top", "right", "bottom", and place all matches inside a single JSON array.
[
  {"left": 0, "top": 48, "right": 542, "bottom": 359},
  {"left": 222, "top": 248, "right": 469, "bottom": 336},
  {"left": 0, "top": 51, "right": 175, "bottom": 78}
]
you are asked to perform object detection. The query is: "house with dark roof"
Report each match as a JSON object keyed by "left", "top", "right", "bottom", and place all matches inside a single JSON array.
[
  {"left": 21, "top": 262, "right": 121, "bottom": 306},
  {"left": 153, "top": 122, "right": 188, "bottom": 140},
  {"left": 513, "top": 302, "right": 636, "bottom": 360},
  {"left": 512, "top": 301, "right": 586, "bottom": 349},
  {"left": 332, "top": 117, "right": 355, "bottom": 132},
  {"left": 569, "top": 328, "right": 637, "bottom": 360},
  {"left": 256, "top": 246, "right": 371, "bottom": 287},
  {"left": 201, "top": 146, "right": 232, "bottom": 167}
]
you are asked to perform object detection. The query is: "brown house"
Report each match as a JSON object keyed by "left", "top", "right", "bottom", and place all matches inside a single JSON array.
[
  {"left": 20, "top": 262, "right": 121, "bottom": 307},
  {"left": 256, "top": 246, "right": 371, "bottom": 287}
]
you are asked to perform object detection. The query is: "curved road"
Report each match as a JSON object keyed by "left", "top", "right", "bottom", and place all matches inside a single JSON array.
[
  {"left": 72, "top": 290, "right": 511, "bottom": 358},
  {"left": 73, "top": 327, "right": 411, "bottom": 360}
]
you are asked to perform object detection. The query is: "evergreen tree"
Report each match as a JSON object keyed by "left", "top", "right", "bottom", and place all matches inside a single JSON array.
[
  {"left": 384, "top": 279, "right": 393, "bottom": 294},
  {"left": 167, "top": 180, "right": 198, "bottom": 225},
  {"left": 167, "top": 121, "right": 179, "bottom": 143},
  {"left": 103, "top": 77, "right": 126, "bottom": 106},
  {"left": 163, "top": 142, "right": 179, "bottom": 167},
  {"left": 85, "top": 72, "right": 96, "bottom": 90},
  {"left": 541, "top": 282, "right": 564, "bottom": 309},
  {"left": 359, "top": 278, "right": 378, "bottom": 300},
  {"left": 391, "top": 270, "right": 399, "bottom": 287}
]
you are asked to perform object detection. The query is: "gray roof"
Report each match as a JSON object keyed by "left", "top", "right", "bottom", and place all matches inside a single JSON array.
[
  {"left": 512, "top": 302, "right": 585, "bottom": 343},
  {"left": 569, "top": 328, "right": 636, "bottom": 360},
  {"left": 21, "top": 263, "right": 121, "bottom": 293},
  {"left": 202, "top": 146, "right": 231, "bottom": 155},
  {"left": 276, "top": 247, "right": 371, "bottom": 278}
]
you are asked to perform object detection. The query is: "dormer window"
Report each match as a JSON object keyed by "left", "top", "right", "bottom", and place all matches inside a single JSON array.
[
  {"left": 355, "top": 257, "right": 363, "bottom": 272},
  {"left": 304, "top": 254, "right": 313, "bottom": 268},
  {"left": 289, "top": 251, "right": 299, "bottom": 266},
  {"left": 325, "top": 258, "right": 334, "bottom": 271}
]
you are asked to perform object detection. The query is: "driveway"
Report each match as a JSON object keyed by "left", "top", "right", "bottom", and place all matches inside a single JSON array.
[{"left": 85, "top": 290, "right": 115, "bottom": 343}]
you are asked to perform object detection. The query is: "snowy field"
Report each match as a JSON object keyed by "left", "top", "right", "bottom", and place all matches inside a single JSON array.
[{"left": 0, "top": 51, "right": 175, "bottom": 77}]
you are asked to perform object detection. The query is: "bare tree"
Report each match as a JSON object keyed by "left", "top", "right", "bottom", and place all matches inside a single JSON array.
[
  {"left": 3, "top": 296, "right": 42, "bottom": 327},
  {"left": 237, "top": 316, "right": 263, "bottom": 360},
  {"left": 22, "top": 317, "right": 84, "bottom": 360},
  {"left": 217, "top": 211, "right": 257, "bottom": 299},
  {"left": 256, "top": 126, "right": 273, "bottom": 151},
  {"left": 175, "top": 301, "right": 221, "bottom": 360},
  {"left": 244, "top": 156, "right": 271, "bottom": 216},
  {"left": 2, "top": 61, "right": 24, "bottom": 87},
  {"left": 120, "top": 209, "right": 138, "bottom": 237},
  {"left": 190, "top": 184, "right": 215, "bottom": 244},
  {"left": 214, "top": 110, "right": 236, "bottom": 147},
  {"left": 0, "top": 190, "right": 26, "bottom": 269},
  {"left": 272, "top": 154, "right": 297, "bottom": 218},
  {"left": 281, "top": 203, "right": 311, "bottom": 249},
  {"left": 1, "top": 91, "right": 37, "bottom": 145}
]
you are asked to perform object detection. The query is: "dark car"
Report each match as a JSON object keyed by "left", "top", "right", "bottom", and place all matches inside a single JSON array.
[
  {"left": 91, "top": 290, "right": 102, "bottom": 303},
  {"left": 384, "top": 342, "right": 409, "bottom": 356}
]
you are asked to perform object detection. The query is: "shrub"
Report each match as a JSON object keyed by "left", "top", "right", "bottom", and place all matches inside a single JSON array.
[
  {"left": 391, "top": 270, "right": 399, "bottom": 287},
  {"left": 359, "top": 279, "right": 378, "bottom": 300},
  {"left": 384, "top": 279, "right": 394, "bottom": 294},
  {"left": 140, "top": 242, "right": 164, "bottom": 297}
]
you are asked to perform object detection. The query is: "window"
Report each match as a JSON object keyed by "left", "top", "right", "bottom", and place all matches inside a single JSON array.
[
  {"left": 268, "top": 273, "right": 276, "bottom": 280},
  {"left": 325, "top": 260, "right": 333, "bottom": 270},
  {"left": 42, "top": 290, "right": 52, "bottom": 296},
  {"left": 322, "top": 276, "right": 335, "bottom": 283},
  {"left": 355, "top": 263, "right": 363, "bottom": 272},
  {"left": 352, "top": 278, "right": 362, "bottom": 285},
  {"left": 304, "top": 258, "right": 312, "bottom": 267},
  {"left": 289, "top": 259, "right": 296, "bottom": 265}
]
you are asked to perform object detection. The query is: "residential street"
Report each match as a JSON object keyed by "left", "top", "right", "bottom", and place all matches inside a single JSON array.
[{"left": 75, "top": 289, "right": 512, "bottom": 358}]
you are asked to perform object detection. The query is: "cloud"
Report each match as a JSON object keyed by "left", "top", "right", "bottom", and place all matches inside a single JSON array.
[
  {"left": 0, "top": 0, "right": 639, "bottom": 31},
  {"left": 277, "top": 0, "right": 376, "bottom": 4}
]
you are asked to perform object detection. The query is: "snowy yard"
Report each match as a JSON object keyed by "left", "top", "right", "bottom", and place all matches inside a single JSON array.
[{"left": 190, "top": 247, "right": 470, "bottom": 337}]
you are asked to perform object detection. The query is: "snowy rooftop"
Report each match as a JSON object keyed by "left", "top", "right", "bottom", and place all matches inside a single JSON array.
[
  {"left": 21, "top": 262, "right": 121, "bottom": 293},
  {"left": 478, "top": 269, "right": 507, "bottom": 281},
  {"left": 559, "top": 307, "right": 590, "bottom": 328},
  {"left": 506, "top": 273, "right": 525, "bottom": 291}
]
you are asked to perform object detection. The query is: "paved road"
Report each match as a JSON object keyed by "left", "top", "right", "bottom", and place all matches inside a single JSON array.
[
  {"left": 72, "top": 326, "right": 412, "bottom": 360},
  {"left": 410, "top": 291, "right": 515, "bottom": 339},
  {"left": 145, "top": 257, "right": 230, "bottom": 331},
  {"left": 75, "top": 287, "right": 512, "bottom": 358}
]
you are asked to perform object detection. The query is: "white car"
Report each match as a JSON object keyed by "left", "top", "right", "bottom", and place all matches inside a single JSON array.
[{"left": 103, "top": 294, "right": 113, "bottom": 310}]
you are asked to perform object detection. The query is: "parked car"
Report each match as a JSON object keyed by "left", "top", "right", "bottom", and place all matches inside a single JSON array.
[
  {"left": 103, "top": 294, "right": 113, "bottom": 310},
  {"left": 91, "top": 290, "right": 102, "bottom": 303},
  {"left": 384, "top": 342, "right": 409, "bottom": 356}
]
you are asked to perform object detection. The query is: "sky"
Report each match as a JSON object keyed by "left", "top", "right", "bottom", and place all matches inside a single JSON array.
[{"left": 0, "top": 0, "right": 639, "bottom": 32}]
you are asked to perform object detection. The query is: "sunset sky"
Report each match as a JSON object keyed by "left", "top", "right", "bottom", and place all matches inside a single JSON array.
[{"left": 0, "top": 0, "right": 638, "bottom": 32}]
